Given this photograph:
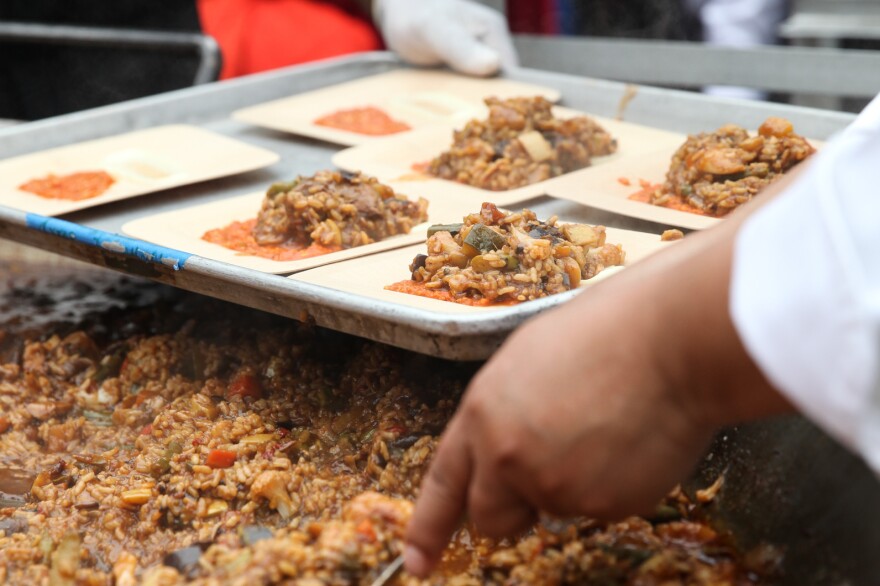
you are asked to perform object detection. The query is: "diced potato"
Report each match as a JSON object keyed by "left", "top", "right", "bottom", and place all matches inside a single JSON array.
[
  {"left": 562, "top": 224, "right": 603, "bottom": 248},
  {"left": 517, "top": 131, "right": 554, "bottom": 162},
  {"left": 121, "top": 488, "right": 152, "bottom": 506},
  {"left": 560, "top": 257, "right": 581, "bottom": 288}
]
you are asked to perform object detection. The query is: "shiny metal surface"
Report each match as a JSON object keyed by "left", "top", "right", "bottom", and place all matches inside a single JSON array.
[{"left": 369, "top": 555, "right": 404, "bottom": 586}]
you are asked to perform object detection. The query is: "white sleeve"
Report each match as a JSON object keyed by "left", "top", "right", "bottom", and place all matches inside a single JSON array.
[
  {"left": 699, "top": 0, "right": 788, "bottom": 47},
  {"left": 730, "top": 96, "right": 880, "bottom": 472}
]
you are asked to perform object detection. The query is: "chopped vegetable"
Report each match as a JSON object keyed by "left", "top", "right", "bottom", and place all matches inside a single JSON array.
[
  {"left": 72, "top": 454, "right": 107, "bottom": 471},
  {"left": 0, "top": 467, "right": 36, "bottom": 504},
  {"left": 26, "top": 401, "right": 72, "bottom": 421},
  {"left": 250, "top": 470, "right": 295, "bottom": 519},
  {"left": 82, "top": 409, "right": 113, "bottom": 427},
  {"left": 206, "top": 449, "right": 236, "bottom": 469},
  {"left": 696, "top": 475, "right": 725, "bottom": 503},
  {"left": 121, "top": 488, "right": 152, "bottom": 506},
  {"left": 228, "top": 373, "right": 263, "bottom": 400},
  {"left": 409, "top": 254, "right": 428, "bottom": 277},
  {"left": 92, "top": 346, "right": 127, "bottom": 383},
  {"left": 356, "top": 518, "right": 377, "bottom": 542},
  {"left": 561, "top": 224, "right": 602, "bottom": 248},
  {"left": 240, "top": 525, "right": 273, "bottom": 546},
  {"left": 190, "top": 394, "right": 219, "bottom": 419},
  {"left": 206, "top": 500, "right": 229, "bottom": 517},
  {"left": 427, "top": 223, "right": 463, "bottom": 237},
  {"left": 163, "top": 544, "right": 210, "bottom": 579},
  {"left": 266, "top": 179, "right": 299, "bottom": 197},
  {"left": 650, "top": 504, "right": 684, "bottom": 523},
  {"left": 49, "top": 532, "right": 80, "bottom": 586},
  {"left": 462, "top": 223, "right": 506, "bottom": 258},
  {"left": 239, "top": 434, "right": 275, "bottom": 445},
  {"left": 661, "top": 229, "right": 685, "bottom": 242},
  {"left": 0, "top": 516, "right": 28, "bottom": 534},
  {"left": 517, "top": 130, "right": 555, "bottom": 162},
  {"left": 0, "top": 493, "right": 26, "bottom": 508}
]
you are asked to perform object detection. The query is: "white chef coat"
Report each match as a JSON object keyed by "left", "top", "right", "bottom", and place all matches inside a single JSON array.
[{"left": 730, "top": 95, "right": 880, "bottom": 472}]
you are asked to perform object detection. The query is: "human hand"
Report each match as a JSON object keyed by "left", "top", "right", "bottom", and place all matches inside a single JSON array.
[
  {"left": 374, "top": 0, "right": 518, "bottom": 76},
  {"left": 404, "top": 215, "right": 794, "bottom": 578}
]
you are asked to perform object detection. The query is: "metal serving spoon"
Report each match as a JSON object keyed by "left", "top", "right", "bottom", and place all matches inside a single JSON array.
[{"left": 370, "top": 555, "right": 405, "bottom": 586}]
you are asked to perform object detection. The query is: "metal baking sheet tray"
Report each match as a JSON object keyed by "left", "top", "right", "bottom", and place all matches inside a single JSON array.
[{"left": 0, "top": 52, "right": 857, "bottom": 360}]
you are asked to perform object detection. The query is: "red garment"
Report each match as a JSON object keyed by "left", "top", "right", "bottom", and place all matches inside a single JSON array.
[
  {"left": 508, "top": 0, "right": 559, "bottom": 35},
  {"left": 198, "top": 0, "right": 382, "bottom": 79}
]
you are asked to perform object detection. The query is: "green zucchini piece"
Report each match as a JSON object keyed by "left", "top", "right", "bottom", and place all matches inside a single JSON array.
[
  {"left": 427, "top": 223, "right": 464, "bottom": 237},
  {"left": 463, "top": 223, "right": 505, "bottom": 254}
]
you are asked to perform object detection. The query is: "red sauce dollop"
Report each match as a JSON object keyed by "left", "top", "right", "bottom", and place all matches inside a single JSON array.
[
  {"left": 314, "top": 107, "right": 411, "bottom": 136},
  {"left": 627, "top": 180, "right": 709, "bottom": 216},
  {"left": 202, "top": 218, "right": 340, "bottom": 261},
  {"left": 19, "top": 171, "right": 115, "bottom": 201},
  {"left": 386, "top": 280, "right": 518, "bottom": 307}
]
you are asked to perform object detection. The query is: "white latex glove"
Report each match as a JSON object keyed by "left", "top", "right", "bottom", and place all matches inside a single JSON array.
[{"left": 374, "top": 0, "right": 518, "bottom": 76}]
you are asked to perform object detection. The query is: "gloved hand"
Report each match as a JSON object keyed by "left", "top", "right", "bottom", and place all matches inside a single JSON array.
[{"left": 374, "top": 0, "right": 518, "bottom": 76}]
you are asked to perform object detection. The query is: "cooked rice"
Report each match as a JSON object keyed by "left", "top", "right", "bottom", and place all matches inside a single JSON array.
[
  {"left": 0, "top": 270, "right": 775, "bottom": 585},
  {"left": 652, "top": 117, "right": 815, "bottom": 216},
  {"left": 405, "top": 203, "right": 624, "bottom": 304},
  {"left": 428, "top": 97, "right": 617, "bottom": 191},
  {"left": 252, "top": 170, "right": 428, "bottom": 248}
]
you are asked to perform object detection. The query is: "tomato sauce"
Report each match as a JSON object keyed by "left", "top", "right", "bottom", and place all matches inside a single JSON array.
[
  {"left": 627, "top": 180, "right": 709, "bottom": 216},
  {"left": 19, "top": 171, "right": 115, "bottom": 201},
  {"left": 202, "top": 218, "right": 340, "bottom": 261},
  {"left": 313, "top": 107, "right": 410, "bottom": 136},
  {"left": 386, "top": 280, "right": 518, "bottom": 307}
]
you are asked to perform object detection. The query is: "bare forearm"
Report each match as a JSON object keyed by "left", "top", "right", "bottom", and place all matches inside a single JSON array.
[{"left": 617, "top": 171, "right": 812, "bottom": 427}]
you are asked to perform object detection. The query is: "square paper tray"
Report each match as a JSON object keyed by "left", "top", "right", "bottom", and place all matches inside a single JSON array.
[
  {"left": 0, "top": 125, "right": 279, "bottom": 217},
  {"left": 541, "top": 136, "right": 824, "bottom": 231},
  {"left": 290, "top": 225, "right": 674, "bottom": 314},
  {"left": 232, "top": 68, "right": 562, "bottom": 146},
  {"left": 542, "top": 147, "right": 722, "bottom": 231}
]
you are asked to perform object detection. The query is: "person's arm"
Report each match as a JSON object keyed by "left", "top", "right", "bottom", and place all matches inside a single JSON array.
[{"left": 404, "top": 96, "right": 880, "bottom": 577}]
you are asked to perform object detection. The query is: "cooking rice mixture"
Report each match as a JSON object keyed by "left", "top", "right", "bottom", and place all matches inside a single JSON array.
[
  {"left": 427, "top": 97, "right": 617, "bottom": 191},
  {"left": 0, "top": 268, "right": 777, "bottom": 585}
]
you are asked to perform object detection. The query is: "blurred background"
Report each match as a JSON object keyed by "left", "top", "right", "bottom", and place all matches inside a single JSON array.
[{"left": 1, "top": 0, "right": 879, "bottom": 124}]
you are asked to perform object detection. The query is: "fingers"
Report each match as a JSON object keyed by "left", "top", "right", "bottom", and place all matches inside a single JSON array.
[
  {"left": 424, "top": 21, "right": 502, "bottom": 77},
  {"left": 472, "top": 8, "right": 519, "bottom": 70},
  {"left": 404, "top": 417, "right": 471, "bottom": 577},
  {"left": 380, "top": 0, "right": 516, "bottom": 76},
  {"left": 468, "top": 466, "right": 537, "bottom": 538}
]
